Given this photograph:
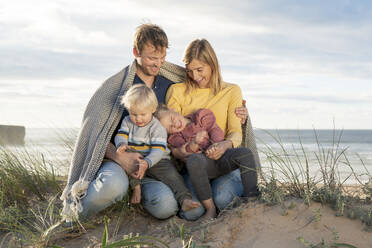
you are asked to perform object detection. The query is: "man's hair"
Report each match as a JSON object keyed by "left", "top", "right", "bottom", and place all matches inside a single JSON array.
[
  {"left": 134, "top": 23, "right": 168, "bottom": 53},
  {"left": 183, "top": 39, "right": 222, "bottom": 95},
  {"left": 121, "top": 84, "right": 158, "bottom": 112}
]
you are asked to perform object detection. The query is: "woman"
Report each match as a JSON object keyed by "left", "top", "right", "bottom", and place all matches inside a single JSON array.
[{"left": 167, "top": 39, "right": 260, "bottom": 219}]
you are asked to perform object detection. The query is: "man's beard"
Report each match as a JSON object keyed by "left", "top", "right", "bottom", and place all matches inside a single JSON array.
[{"left": 137, "top": 63, "right": 159, "bottom": 76}]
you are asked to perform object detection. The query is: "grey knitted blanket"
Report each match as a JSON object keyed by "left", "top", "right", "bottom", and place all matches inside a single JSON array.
[{"left": 60, "top": 60, "right": 261, "bottom": 219}]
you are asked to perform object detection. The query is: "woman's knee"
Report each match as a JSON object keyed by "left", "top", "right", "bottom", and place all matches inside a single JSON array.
[
  {"left": 232, "top": 147, "right": 253, "bottom": 158},
  {"left": 214, "top": 190, "right": 237, "bottom": 210},
  {"left": 180, "top": 205, "right": 205, "bottom": 221},
  {"left": 231, "top": 148, "right": 256, "bottom": 168},
  {"left": 141, "top": 179, "right": 178, "bottom": 219},
  {"left": 143, "top": 191, "right": 178, "bottom": 219},
  {"left": 212, "top": 169, "right": 243, "bottom": 210}
]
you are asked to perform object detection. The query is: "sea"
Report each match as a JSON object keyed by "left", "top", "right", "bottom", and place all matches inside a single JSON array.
[{"left": 2, "top": 128, "right": 372, "bottom": 185}]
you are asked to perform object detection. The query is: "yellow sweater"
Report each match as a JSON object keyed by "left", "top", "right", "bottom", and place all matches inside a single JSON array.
[{"left": 166, "top": 82, "right": 243, "bottom": 148}]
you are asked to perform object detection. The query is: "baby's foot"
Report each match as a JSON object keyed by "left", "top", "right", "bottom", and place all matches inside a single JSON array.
[
  {"left": 202, "top": 208, "right": 217, "bottom": 220},
  {"left": 181, "top": 199, "right": 201, "bottom": 212}
]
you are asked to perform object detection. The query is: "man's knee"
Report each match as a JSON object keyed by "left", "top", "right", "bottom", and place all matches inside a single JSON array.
[
  {"left": 79, "top": 162, "right": 129, "bottom": 219},
  {"left": 104, "top": 172, "right": 129, "bottom": 201},
  {"left": 94, "top": 162, "right": 129, "bottom": 201}
]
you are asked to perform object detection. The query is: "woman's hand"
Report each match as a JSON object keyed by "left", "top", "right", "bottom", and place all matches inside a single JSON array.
[
  {"left": 235, "top": 100, "right": 248, "bottom": 124},
  {"left": 171, "top": 143, "right": 193, "bottom": 161},
  {"left": 205, "top": 140, "right": 233, "bottom": 160}
]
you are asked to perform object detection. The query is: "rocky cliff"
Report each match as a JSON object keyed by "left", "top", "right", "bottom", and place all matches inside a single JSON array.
[{"left": 0, "top": 125, "right": 25, "bottom": 145}]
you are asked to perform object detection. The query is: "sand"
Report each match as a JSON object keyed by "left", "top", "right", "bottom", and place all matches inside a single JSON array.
[{"left": 55, "top": 199, "right": 372, "bottom": 248}]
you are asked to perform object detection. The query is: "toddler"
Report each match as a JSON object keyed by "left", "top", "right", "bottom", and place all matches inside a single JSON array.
[{"left": 114, "top": 84, "right": 199, "bottom": 211}]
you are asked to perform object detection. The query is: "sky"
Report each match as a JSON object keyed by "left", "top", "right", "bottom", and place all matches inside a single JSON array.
[{"left": 1, "top": 0, "right": 372, "bottom": 129}]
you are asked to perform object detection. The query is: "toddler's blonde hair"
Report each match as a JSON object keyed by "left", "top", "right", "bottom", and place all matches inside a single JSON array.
[{"left": 121, "top": 84, "right": 158, "bottom": 112}]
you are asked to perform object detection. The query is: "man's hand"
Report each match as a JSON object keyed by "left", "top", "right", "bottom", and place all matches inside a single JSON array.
[
  {"left": 105, "top": 142, "right": 117, "bottom": 160},
  {"left": 205, "top": 140, "right": 232, "bottom": 160},
  {"left": 130, "top": 159, "right": 149, "bottom": 180},
  {"left": 235, "top": 100, "right": 248, "bottom": 124},
  {"left": 105, "top": 142, "right": 141, "bottom": 174}
]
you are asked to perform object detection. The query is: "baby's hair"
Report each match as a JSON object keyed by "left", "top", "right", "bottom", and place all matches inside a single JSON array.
[
  {"left": 154, "top": 103, "right": 170, "bottom": 119},
  {"left": 121, "top": 84, "right": 158, "bottom": 112}
]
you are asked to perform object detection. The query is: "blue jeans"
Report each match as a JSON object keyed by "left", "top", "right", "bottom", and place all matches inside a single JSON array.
[
  {"left": 79, "top": 160, "right": 243, "bottom": 220},
  {"left": 179, "top": 168, "right": 243, "bottom": 220},
  {"left": 79, "top": 160, "right": 129, "bottom": 219}
]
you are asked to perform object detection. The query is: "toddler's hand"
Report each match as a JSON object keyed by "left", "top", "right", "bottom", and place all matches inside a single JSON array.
[
  {"left": 117, "top": 144, "right": 130, "bottom": 154},
  {"left": 131, "top": 159, "right": 149, "bottom": 180}
]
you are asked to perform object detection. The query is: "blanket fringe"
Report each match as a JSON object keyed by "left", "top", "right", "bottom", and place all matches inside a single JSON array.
[{"left": 60, "top": 179, "right": 90, "bottom": 221}]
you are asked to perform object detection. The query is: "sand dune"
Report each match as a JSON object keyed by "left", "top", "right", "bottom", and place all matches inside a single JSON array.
[{"left": 57, "top": 199, "right": 372, "bottom": 248}]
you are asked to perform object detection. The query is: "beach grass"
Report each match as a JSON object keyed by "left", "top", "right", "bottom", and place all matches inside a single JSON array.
[
  {"left": 257, "top": 128, "right": 372, "bottom": 230},
  {"left": 0, "top": 139, "right": 67, "bottom": 246},
  {"left": 99, "top": 216, "right": 170, "bottom": 248},
  {"left": 0, "top": 127, "right": 371, "bottom": 247}
]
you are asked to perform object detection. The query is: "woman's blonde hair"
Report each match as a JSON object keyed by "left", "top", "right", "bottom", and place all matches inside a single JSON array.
[
  {"left": 121, "top": 84, "right": 158, "bottom": 112},
  {"left": 183, "top": 39, "right": 223, "bottom": 95}
]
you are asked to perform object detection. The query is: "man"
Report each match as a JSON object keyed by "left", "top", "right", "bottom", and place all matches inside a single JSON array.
[{"left": 60, "top": 23, "right": 258, "bottom": 222}]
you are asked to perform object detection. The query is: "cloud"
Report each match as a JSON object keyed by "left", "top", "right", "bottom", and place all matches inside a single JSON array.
[
  {"left": 2, "top": 0, "right": 372, "bottom": 80},
  {"left": 0, "top": 46, "right": 131, "bottom": 79},
  {"left": 245, "top": 92, "right": 372, "bottom": 104},
  {"left": 1, "top": 0, "right": 372, "bottom": 128}
]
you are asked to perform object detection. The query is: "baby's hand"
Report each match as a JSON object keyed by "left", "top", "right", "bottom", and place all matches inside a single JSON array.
[
  {"left": 186, "top": 141, "right": 201, "bottom": 153},
  {"left": 117, "top": 144, "right": 130, "bottom": 154},
  {"left": 195, "top": 130, "right": 208, "bottom": 144}
]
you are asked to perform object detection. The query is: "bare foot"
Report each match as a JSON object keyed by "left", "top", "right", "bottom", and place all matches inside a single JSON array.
[
  {"left": 131, "top": 186, "right": 141, "bottom": 204},
  {"left": 181, "top": 199, "right": 201, "bottom": 212},
  {"left": 202, "top": 207, "right": 217, "bottom": 220}
]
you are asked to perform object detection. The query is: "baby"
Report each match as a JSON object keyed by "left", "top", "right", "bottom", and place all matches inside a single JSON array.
[
  {"left": 155, "top": 105, "right": 227, "bottom": 218},
  {"left": 114, "top": 84, "right": 199, "bottom": 211},
  {"left": 155, "top": 104, "right": 224, "bottom": 155}
]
